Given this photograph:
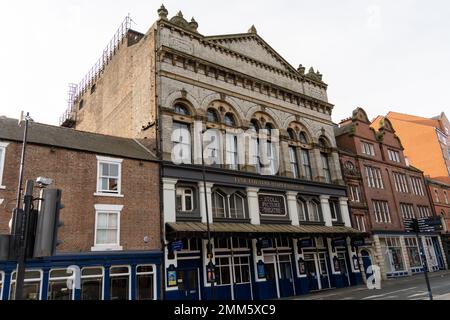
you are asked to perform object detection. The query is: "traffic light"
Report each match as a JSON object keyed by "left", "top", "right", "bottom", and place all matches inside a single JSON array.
[{"left": 33, "top": 189, "right": 64, "bottom": 258}]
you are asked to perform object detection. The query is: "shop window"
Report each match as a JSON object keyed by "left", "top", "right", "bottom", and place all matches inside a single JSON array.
[
  {"left": 81, "top": 267, "right": 104, "bottom": 300},
  {"left": 379, "top": 237, "right": 405, "bottom": 273},
  {"left": 233, "top": 256, "right": 251, "bottom": 284},
  {"left": 215, "top": 238, "right": 230, "bottom": 249},
  {"left": 278, "top": 255, "right": 293, "bottom": 280},
  {"left": 136, "top": 265, "right": 155, "bottom": 300},
  {"left": 48, "top": 269, "right": 74, "bottom": 300},
  {"left": 109, "top": 266, "right": 130, "bottom": 300},
  {"left": 404, "top": 238, "right": 422, "bottom": 268},
  {"left": 10, "top": 270, "right": 42, "bottom": 300},
  {"left": 215, "top": 257, "right": 231, "bottom": 286},
  {"left": 96, "top": 156, "right": 122, "bottom": 195}
]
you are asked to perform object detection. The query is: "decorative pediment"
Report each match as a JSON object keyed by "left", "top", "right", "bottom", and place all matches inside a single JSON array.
[
  {"left": 205, "top": 30, "right": 299, "bottom": 74},
  {"left": 352, "top": 107, "right": 370, "bottom": 124}
]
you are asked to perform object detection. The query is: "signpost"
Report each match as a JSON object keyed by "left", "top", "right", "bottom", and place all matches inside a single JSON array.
[{"left": 403, "top": 217, "right": 443, "bottom": 300}]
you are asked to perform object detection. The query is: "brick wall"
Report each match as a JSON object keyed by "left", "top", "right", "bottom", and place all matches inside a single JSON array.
[{"left": 0, "top": 141, "right": 160, "bottom": 253}]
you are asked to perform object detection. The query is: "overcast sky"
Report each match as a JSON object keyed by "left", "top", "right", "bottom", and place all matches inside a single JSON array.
[{"left": 0, "top": 0, "right": 449, "bottom": 126}]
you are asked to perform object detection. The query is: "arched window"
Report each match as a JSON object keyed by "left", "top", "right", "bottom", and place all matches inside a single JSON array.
[
  {"left": 230, "top": 193, "right": 246, "bottom": 219},
  {"left": 212, "top": 191, "right": 226, "bottom": 218},
  {"left": 287, "top": 128, "right": 296, "bottom": 140},
  {"left": 297, "top": 199, "right": 307, "bottom": 221},
  {"left": 224, "top": 113, "right": 236, "bottom": 126},
  {"left": 444, "top": 191, "right": 449, "bottom": 204},
  {"left": 308, "top": 200, "right": 320, "bottom": 222},
  {"left": 249, "top": 120, "right": 261, "bottom": 173},
  {"left": 174, "top": 103, "right": 190, "bottom": 116},
  {"left": 299, "top": 132, "right": 308, "bottom": 144},
  {"left": 207, "top": 108, "right": 219, "bottom": 123},
  {"left": 435, "top": 189, "right": 440, "bottom": 202}
]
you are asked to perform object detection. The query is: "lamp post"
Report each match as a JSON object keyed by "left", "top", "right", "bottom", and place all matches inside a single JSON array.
[
  {"left": 12, "top": 112, "right": 32, "bottom": 300},
  {"left": 200, "top": 128, "right": 215, "bottom": 299}
]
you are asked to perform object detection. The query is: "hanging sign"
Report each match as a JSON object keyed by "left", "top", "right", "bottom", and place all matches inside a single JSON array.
[
  {"left": 171, "top": 240, "right": 183, "bottom": 252},
  {"left": 351, "top": 237, "right": 365, "bottom": 248},
  {"left": 258, "top": 194, "right": 287, "bottom": 216}
]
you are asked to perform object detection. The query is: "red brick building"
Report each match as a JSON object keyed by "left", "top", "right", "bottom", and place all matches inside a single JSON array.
[
  {"left": 426, "top": 179, "right": 450, "bottom": 266},
  {"left": 0, "top": 117, "right": 162, "bottom": 300},
  {"left": 335, "top": 108, "right": 448, "bottom": 280}
]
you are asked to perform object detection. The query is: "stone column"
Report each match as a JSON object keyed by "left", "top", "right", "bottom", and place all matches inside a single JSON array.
[
  {"left": 163, "top": 178, "right": 178, "bottom": 223},
  {"left": 338, "top": 197, "right": 352, "bottom": 227},
  {"left": 198, "top": 181, "right": 214, "bottom": 224},
  {"left": 320, "top": 195, "right": 332, "bottom": 227},
  {"left": 247, "top": 187, "right": 260, "bottom": 225},
  {"left": 399, "top": 236, "right": 411, "bottom": 275},
  {"left": 311, "top": 148, "right": 323, "bottom": 182},
  {"left": 438, "top": 236, "right": 449, "bottom": 270},
  {"left": 331, "top": 151, "right": 345, "bottom": 185},
  {"left": 286, "top": 191, "right": 299, "bottom": 226},
  {"left": 373, "top": 235, "right": 388, "bottom": 280}
]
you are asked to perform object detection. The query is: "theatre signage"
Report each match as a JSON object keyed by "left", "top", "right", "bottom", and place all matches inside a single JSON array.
[{"left": 258, "top": 194, "right": 287, "bottom": 216}]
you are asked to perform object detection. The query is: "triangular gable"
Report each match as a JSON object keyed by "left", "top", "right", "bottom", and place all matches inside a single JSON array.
[{"left": 205, "top": 33, "right": 298, "bottom": 74}]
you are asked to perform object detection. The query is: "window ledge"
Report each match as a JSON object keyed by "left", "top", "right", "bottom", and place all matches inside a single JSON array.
[
  {"left": 94, "top": 192, "right": 124, "bottom": 198},
  {"left": 0, "top": 185, "right": 6, "bottom": 190},
  {"left": 91, "top": 245, "right": 123, "bottom": 252}
]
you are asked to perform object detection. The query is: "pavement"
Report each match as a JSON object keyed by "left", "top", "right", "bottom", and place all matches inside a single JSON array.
[{"left": 285, "top": 270, "right": 450, "bottom": 300}]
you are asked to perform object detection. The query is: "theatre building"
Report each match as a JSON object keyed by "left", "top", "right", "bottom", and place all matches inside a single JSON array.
[
  {"left": 335, "top": 108, "right": 448, "bottom": 280},
  {"left": 60, "top": 6, "right": 364, "bottom": 300},
  {"left": 0, "top": 117, "right": 162, "bottom": 300}
]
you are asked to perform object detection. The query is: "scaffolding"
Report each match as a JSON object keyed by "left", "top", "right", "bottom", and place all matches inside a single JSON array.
[{"left": 60, "top": 15, "right": 132, "bottom": 126}]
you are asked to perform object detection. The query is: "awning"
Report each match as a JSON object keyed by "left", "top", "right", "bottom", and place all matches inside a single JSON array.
[{"left": 165, "top": 222, "right": 365, "bottom": 240}]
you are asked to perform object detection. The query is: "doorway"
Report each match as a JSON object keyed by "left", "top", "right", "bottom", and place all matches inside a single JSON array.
[{"left": 177, "top": 269, "right": 200, "bottom": 300}]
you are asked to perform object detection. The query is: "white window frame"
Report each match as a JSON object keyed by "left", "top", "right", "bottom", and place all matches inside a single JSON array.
[
  {"left": 47, "top": 268, "right": 76, "bottom": 300},
  {"left": 225, "top": 133, "right": 239, "bottom": 170},
  {"left": 410, "top": 177, "right": 424, "bottom": 196},
  {"left": 349, "top": 185, "right": 361, "bottom": 203},
  {"left": 0, "top": 271, "right": 4, "bottom": 300},
  {"left": 176, "top": 187, "right": 194, "bottom": 212},
  {"left": 92, "top": 204, "right": 123, "bottom": 251},
  {"left": 400, "top": 203, "right": 415, "bottom": 219},
  {"left": 109, "top": 265, "right": 131, "bottom": 300},
  {"left": 388, "top": 149, "right": 400, "bottom": 162},
  {"left": 435, "top": 189, "right": 440, "bottom": 203},
  {"left": 10, "top": 269, "right": 43, "bottom": 300},
  {"left": 373, "top": 200, "right": 391, "bottom": 223},
  {"left": 0, "top": 142, "right": 9, "bottom": 189},
  {"left": 355, "top": 215, "right": 366, "bottom": 232},
  {"left": 80, "top": 266, "right": 105, "bottom": 300},
  {"left": 361, "top": 141, "right": 375, "bottom": 156},
  {"left": 301, "top": 148, "right": 312, "bottom": 180},
  {"left": 289, "top": 147, "right": 299, "bottom": 179},
  {"left": 136, "top": 264, "right": 157, "bottom": 301},
  {"left": 444, "top": 191, "right": 449, "bottom": 204},
  {"left": 95, "top": 156, "right": 123, "bottom": 197}
]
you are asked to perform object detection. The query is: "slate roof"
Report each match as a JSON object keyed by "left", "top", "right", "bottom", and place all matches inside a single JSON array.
[{"left": 0, "top": 117, "right": 157, "bottom": 161}]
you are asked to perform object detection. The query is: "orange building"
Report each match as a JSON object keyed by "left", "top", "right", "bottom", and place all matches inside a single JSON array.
[{"left": 386, "top": 112, "right": 450, "bottom": 183}]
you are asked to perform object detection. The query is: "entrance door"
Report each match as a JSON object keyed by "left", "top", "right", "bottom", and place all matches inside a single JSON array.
[
  {"left": 361, "top": 250, "right": 373, "bottom": 279},
  {"left": 304, "top": 254, "right": 319, "bottom": 291},
  {"left": 177, "top": 269, "right": 199, "bottom": 300},
  {"left": 277, "top": 255, "right": 295, "bottom": 298},
  {"left": 318, "top": 252, "right": 331, "bottom": 290},
  {"left": 263, "top": 255, "right": 279, "bottom": 299},
  {"left": 425, "top": 237, "right": 439, "bottom": 271},
  {"left": 337, "top": 252, "right": 351, "bottom": 287}
]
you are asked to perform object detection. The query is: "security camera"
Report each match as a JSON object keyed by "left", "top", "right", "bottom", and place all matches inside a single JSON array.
[{"left": 36, "top": 177, "right": 53, "bottom": 187}]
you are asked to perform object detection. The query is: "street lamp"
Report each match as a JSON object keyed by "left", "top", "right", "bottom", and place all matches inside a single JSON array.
[{"left": 199, "top": 128, "right": 216, "bottom": 299}]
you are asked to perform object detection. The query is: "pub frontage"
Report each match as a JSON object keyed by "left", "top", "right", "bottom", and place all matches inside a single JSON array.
[{"left": 162, "top": 164, "right": 365, "bottom": 300}]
